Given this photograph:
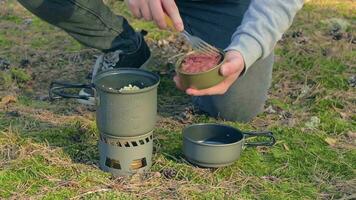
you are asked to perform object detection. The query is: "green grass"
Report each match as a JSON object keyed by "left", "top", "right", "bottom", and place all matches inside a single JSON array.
[
  {"left": 0, "top": 33, "right": 12, "bottom": 47},
  {"left": 0, "top": 0, "right": 355, "bottom": 199},
  {"left": 1, "top": 102, "right": 353, "bottom": 199},
  {"left": 0, "top": 71, "right": 13, "bottom": 88},
  {"left": 10, "top": 68, "right": 31, "bottom": 83},
  {"left": 0, "top": 14, "right": 23, "bottom": 24}
]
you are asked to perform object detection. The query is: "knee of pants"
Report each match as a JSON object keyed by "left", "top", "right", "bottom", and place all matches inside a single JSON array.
[
  {"left": 17, "top": 0, "right": 76, "bottom": 25},
  {"left": 195, "top": 53, "right": 274, "bottom": 122}
]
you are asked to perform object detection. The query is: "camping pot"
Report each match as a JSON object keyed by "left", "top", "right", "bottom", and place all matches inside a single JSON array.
[
  {"left": 99, "top": 131, "right": 153, "bottom": 176},
  {"left": 175, "top": 51, "right": 226, "bottom": 90},
  {"left": 49, "top": 68, "right": 160, "bottom": 137},
  {"left": 182, "top": 123, "right": 276, "bottom": 168}
]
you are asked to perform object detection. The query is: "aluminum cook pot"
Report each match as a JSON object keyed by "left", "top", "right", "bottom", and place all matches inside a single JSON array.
[
  {"left": 49, "top": 68, "right": 160, "bottom": 137},
  {"left": 182, "top": 123, "right": 276, "bottom": 168}
]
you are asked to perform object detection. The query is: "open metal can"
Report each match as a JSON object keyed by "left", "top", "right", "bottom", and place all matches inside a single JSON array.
[{"left": 175, "top": 50, "right": 226, "bottom": 90}]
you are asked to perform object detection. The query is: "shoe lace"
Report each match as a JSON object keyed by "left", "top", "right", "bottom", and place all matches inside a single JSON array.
[{"left": 91, "top": 49, "right": 122, "bottom": 82}]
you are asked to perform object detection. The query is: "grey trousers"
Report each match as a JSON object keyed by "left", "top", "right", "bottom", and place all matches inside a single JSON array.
[
  {"left": 194, "top": 54, "right": 273, "bottom": 122},
  {"left": 17, "top": 0, "right": 273, "bottom": 122}
]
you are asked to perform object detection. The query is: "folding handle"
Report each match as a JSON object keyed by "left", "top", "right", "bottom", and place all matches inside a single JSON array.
[
  {"left": 49, "top": 81, "right": 94, "bottom": 100},
  {"left": 243, "top": 131, "right": 276, "bottom": 147}
]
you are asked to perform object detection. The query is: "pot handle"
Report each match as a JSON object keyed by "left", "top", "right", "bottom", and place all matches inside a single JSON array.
[
  {"left": 49, "top": 81, "right": 94, "bottom": 100},
  {"left": 243, "top": 131, "right": 276, "bottom": 147}
]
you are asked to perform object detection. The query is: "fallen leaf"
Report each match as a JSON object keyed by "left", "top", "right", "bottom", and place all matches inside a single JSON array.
[
  {"left": 0, "top": 95, "right": 17, "bottom": 108},
  {"left": 153, "top": 172, "right": 161, "bottom": 178},
  {"left": 130, "top": 173, "right": 141, "bottom": 183},
  {"left": 305, "top": 116, "right": 320, "bottom": 129},
  {"left": 0, "top": 57, "right": 10, "bottom": 70},
  {"left": 349, "top": 75, "right": 356, "bottom": 87},
  {"left": 325, "top": 137, "right": 337, "bottom": 147},
  {"left": 161, "top": 168, "right": 177, "bottom": 179},
  {"left": 339, "top": 112, "right": 349, "bottom": 119},
  {"left": 283, "top": 144, "right": 290, "bottom": 151},
  {"left": 299, "top": 85, "right": 311, "bottom": 97},
  {"left": 256, "top": 146, "right": 269, "bottom": 153},
  {"left": 347, "top": 131, "right": 356, "bottom": 139},
  {"left": 265, "top": 105, "right": 276, "bottom": 114}
]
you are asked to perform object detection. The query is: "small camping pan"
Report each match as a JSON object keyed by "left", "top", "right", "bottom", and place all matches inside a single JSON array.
[{"left": 182, "top": 123, "right": 276, "bottom": 168}]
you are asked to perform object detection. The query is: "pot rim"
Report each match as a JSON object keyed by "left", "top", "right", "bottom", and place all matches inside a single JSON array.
[
  {"left": 175, "top": 51, "right": 226, "bottom": 76},
  {"left": 93, "top": 68, "right": 160, "bottom": 94},
  {"left": 182, "top": 123, "right": 244, "bottom": 147}
]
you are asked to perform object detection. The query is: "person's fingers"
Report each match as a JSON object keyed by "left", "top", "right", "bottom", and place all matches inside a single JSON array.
[
  {"left": 220, "top": 51, "right": 245, "bottom": 76},
  {"left": 126, "top": 0, "right": 142, "bottom": 18},
  {"left": 186, "top": 84, "right": 227, "bottom": 96},
  {"left": 184, "top": 51, "right": 245, "bottom": 96},
  {"left": 149, "top": 0, "right": 166, "bottom": 29},
  {"left": 220, "top": 60, "right": 240, "bottom": 77},
  {"left": 186, "top": 73, "right": 239, "bottom": 96},
  {"left": 173, "top": 75, "right": 184, "bottom": 91},
  {"left": 162, "top": 0, "right": 183, "bottom": 31},
  {"left": 140, "top": 0, "right": 152, "bottom": 20}
]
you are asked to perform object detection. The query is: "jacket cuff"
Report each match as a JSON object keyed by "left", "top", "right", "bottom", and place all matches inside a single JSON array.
[{"left": 225, "top": 33, "right": 263, "bottom": 75}]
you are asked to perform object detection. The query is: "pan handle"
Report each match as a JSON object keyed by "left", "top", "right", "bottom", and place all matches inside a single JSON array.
[
  {"left": 49, "top": 81, "right": 94, "bottom": 100},
  {"left": 243, "top": 131, "right": 276, "bottom": 147}
]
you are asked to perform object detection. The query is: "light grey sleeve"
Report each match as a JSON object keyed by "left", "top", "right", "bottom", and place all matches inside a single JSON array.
[{"left": 225, "top": 0, "right": 304, "bottom": 72}]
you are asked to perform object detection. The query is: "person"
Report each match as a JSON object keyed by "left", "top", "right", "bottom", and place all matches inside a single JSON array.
[{"left": 18, "top": 0, "right": 304, "bottom": 122}]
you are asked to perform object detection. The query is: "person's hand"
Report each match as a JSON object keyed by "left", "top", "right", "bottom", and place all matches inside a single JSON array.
[
  {"left": 125, "top": 0, "right": 184, "bottom": 31},
  {"left": 174, "top": 50, "right": 245, "bottom": 96}
]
